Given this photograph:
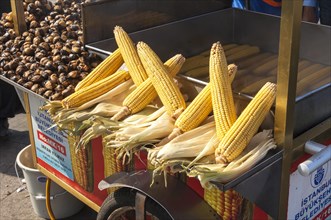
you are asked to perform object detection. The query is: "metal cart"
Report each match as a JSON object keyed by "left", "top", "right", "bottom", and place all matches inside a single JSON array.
[{"left": 2, "top": 1, "right": 330, "bottom": 219}]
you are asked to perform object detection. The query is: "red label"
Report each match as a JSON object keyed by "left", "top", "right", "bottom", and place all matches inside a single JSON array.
[
  {"left": 37, "top": 130, "right": 66, "bottom": 156},
  {"left": 313, "top": 204, "right": 331, "bottom": 220},
  {"left": 186, "top": 177, "right": 204, "bottom": 198}
]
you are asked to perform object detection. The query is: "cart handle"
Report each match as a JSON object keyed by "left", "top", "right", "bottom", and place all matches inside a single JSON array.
[{"left": 297, "top": 141, "right": 331, "bottom": 176}]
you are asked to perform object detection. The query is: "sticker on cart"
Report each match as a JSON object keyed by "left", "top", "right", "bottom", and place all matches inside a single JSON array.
[
  {"left": 28, "top": 94, "right": 74, "bottom": 180},
  {"left": 288, "top": 160, "right": 331, "bottom": 220}
]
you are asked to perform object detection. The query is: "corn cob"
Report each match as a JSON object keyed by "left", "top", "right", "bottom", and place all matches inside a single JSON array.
[
  {"left": 199, "top": 50, "right": 213, "bottom": 57},
  {"left": 224, "top": 44, "right": 251, "bottom": 57},
  {"left": 181, "top": 55, "right": 209, "bottom": 73},
  {"left": 68, "top": 134, "right": 82, "bottom": 186},
  {"left": 204, "top": 186, "right": 242, "bottom": 220},
  {"left": 268, "top": 59, "right": 311, "bottom": 76},
  {"left": 68, "top": 131, "right": 91, "bottom": 191},
  {"left": 210, "top": 42, "right": 237, "bottom": 139},
  {"left": 215, "top": 82, "right": 277, "bottom": 163},
  {"left": 75, "top": 48, "right": 123, "bottom": 91},
  {"left": 62, "top": 70, "right": 130, "bottom": 109},
  {"left": 223, "top": 43, "right": 240, "bottom": 52},
  {"left": 137, "top": 41, "right": 186, "bottom": 118},
  {"left": 103, "top": 146, "right": 119, "bottom": 194},
  {"left": 296, "top": 60, "right": 312, "bottom": 72},
  {"left": 112, "top": 54, "right": 185, "bottom": 121},
  {"left": 226, "top": 46, "right": 260, "bottom": 63},
  {"left": 304, "top": 71, "right": 330, "bottom": 96},
  {"left": 236, "top": 52, "right": 272, "bottom": 69},
  {"left": 114, "top": 26, "right": 148, "bottom": 85},
  {"left": 297, "top": 63, "right": 325, "bottom": 81},
  {"left": 223, "top": 190, "right": 233, "bottom": 220},
  {"left": 184, "top": 66, "right": 209, "bottom": 78},
  {"left": 241, "top": 75, "right": 276, "bottom": 94},
  {"left": 199, "top": 43, "right": 238, "bottom": 57},
  {"left": 231, "top": 191, "right": 243, "bottom": 220},
  {"left": 252, "top": 55, "right": 278, "bottom": 75},
  {"left": 181, "top": 44, "right": 244, "bottom": 74},
  {"left": 297, "top": 66, "right": 330, "bottom": 95},
  {"left": 168, "top": 64, "right": 237, "bottom": 141}
]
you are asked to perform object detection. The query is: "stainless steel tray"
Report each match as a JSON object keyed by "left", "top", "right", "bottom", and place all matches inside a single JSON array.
[
  {"left": 86, "top": 8, "right": 331, "bottom": 138},
  {"left": 82, "top": 0, "right": 231, "bottom": 44}
]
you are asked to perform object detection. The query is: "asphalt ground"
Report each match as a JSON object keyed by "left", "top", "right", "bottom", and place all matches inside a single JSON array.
[{"left": 0, "top": 113, "right": 97, "bottom": 220}]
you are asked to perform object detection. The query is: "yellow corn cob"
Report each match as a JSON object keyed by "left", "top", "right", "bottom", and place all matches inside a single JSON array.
[
  {"left": 181, "top": 56, "right": 209, "bottom": 73},
  {"left": 297, "top": 66, "right": 330, "bottom": 95},
  {"left": 268, "top": 59, "right": 312, "bottom": 76},
  {"left": 184, "top": 61, "right": 238, "bottom": 81},
  {"left": 111, "top": 54, "right": 185, "bottom": 121},
  {"left": 176, "top": 83, "right": 212, "bottom": 131},
  {"left": 226, "top": 46, "right": 260, "bottom": 63},
  {"left": 216, "top": 82, "right": 277, "bottom": 163},
  {"left": 103, "top": 146, "right": 118, "bottom": 195},
  {"left": 252, "top": 55, "right": 278, "bottom": 75},
  {"left": 210, "top": 42, "right": 237, "bottom": 139},
  {"left": 223, "top": 43, "right": 240, "bottom": 52},
  {"left": 62, "top": 70, "right": 130, "bottom": 109},
  {"left": 199, "top": 50, "right": 213, "bottom": 57},
  {"left": 137, "top": 41, "right": 186, "bottom": 118},
  {"left": 241, "top": 75, "right": 276, "bottom": 94},
  {"left": 236, "top": 52, "right": 272, "bottom": 69},
  {"left": 231, "top": 191, "right": 243, "bottom": 220},
  {"left": 199, "top": 43, "right": 238, "bottom": 57},
  {"left": 224, "top": 189, "right": 242, "bottom": 220},
  {"left": 75, "top": 48, "right": 123, "bottom": 91},
  {"left": 168, "top": 64, "right": 238, "bottom": 141},
  {"left": 114, "top": 26, "right": 148, "bottom": 85},
  {"left": 204, "top": 186, "right": 242, "bottom": 219},
  {"left": 223, "top": 190, "right": 233, "bottom": 220},
  {"left": 224, "top": 44, "right": 251, "bottom": 57},
  {"left": 296, "top": 60, "right": 312, "bottom": 72},
  {"left": 184, "top": 66, "right": 209, "bottom": 78},
  {"left": 68, "top": 134, "right": 83, "bottom": 187},
  {"left": 228, "top": 64, "right": 238, "bottom": 83},
  {"left": 181, "top": 44, "right": 243, "bottom": 74},
  {"left": 304, "top": 72, "right": 330, "bottom": 96},
  {"left": 298, "top": 63, "right": 324, "bottom": 81}
]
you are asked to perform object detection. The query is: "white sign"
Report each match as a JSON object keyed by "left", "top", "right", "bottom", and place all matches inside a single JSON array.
[
  {"left": 29, "top": 94, "right": 74, "bottom": 180},
  {"left": 288, "top": 160, "right": 331, "bottom": 220}
]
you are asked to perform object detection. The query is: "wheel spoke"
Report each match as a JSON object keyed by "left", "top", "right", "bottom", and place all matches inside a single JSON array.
[{"left": 135, "top": 192, "right": 147, "bottom": 220}]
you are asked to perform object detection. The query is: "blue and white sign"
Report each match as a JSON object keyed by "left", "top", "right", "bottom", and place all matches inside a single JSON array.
[
  {"left": 29, "top": 94, "right": 74, "bottom": 180},
  {"left": 288, "top": 160, "right": 331, "bottom": 220}
]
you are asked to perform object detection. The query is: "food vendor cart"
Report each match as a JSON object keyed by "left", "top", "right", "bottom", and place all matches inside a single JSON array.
[{"left": 1, "top": 0, "right": 330, "bottom": 219}]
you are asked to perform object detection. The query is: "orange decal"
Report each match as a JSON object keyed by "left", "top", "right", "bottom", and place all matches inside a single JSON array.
[{"left": 263, "top": 0, "right": 282, "bottom": 7}]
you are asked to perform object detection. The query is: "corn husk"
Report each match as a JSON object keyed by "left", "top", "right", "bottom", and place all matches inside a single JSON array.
[
  {"left": 186, "top": 130, "right": 277, "bottom": 188},
  {"left": 42, "top": 80, "right": 135, "bottom": 135},
  {"left": 151, "top": 121, "right": 216, "bottom": 164},
  {"left": 40, "top": 100, "right": 63, "bottom": 116},
  {"left": 76, "top": 106, "right": 161, "bottom": 151},
  {"left": 76, "top": 79, "right": 134, "bottom": 111},
  {"left": 55, "top": 102, "right": 123, "bottom": 132},
  {"left": 187, "top": 133, "right": 220, "bottom": 168},
  {"left": 104, "top": 111, "right": 175, "bottom": 164}
]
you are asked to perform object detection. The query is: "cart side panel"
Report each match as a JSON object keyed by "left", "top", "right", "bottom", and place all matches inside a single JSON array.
[{"left": 25, "top": 91, "right": 108, "bottom": 210}]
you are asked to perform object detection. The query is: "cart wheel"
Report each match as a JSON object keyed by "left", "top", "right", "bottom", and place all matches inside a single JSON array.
[{"left": 97, "top": 187, "right": 172, "bottom": 220}]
